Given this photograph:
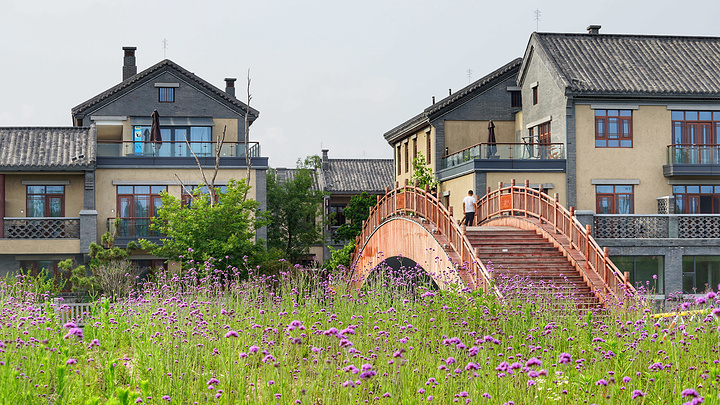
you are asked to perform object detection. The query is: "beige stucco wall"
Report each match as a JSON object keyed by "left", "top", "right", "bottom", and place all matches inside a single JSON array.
[
  {"left": 439, "top": 173, "right": 474, "bottom": 222},
  {"left": 444, "top": 120, "right": 515, "bottom": 154},
  {"left": 2, "top": 173, "right": 85, "bottom": 217},
  {"left": 575, "top": 105, "right": 671, "bottom": 214},
  {"left": 393, "top": 125, "right": 435, "bottom": 185},
  {"left": 94, "top": 168, "right": 258, "bottom": 240},
  {"left": 514, "top": 111, "right": 524, "bottom": 141},
  {"left": 213, "top": 119, "right": 239, "bottom": 142},
  {"left": 486, "top": 172, "right": 568, "bottom": 203},
  {"left": 0, "top": 239, "right": 81, "bottom": 254}
]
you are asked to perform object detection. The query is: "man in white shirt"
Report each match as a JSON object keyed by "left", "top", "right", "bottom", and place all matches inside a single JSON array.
[{"left": 462, "top": 190, "right": 477, "bottom": 226}]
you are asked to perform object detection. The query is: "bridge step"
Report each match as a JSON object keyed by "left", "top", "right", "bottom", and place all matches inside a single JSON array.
[{"left": 469, "top": 227, "right": 602, "bottom": 307}]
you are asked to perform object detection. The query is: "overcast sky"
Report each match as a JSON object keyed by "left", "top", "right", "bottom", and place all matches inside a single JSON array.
[{"left": 2, "top": 0, "right": 720, "bottom": 167}]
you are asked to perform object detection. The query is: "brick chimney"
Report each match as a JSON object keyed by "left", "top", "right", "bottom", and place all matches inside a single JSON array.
[
  {"left": 225, "top": 78, "right": 237, "bottom": 97},
  {"left": 322, "top": 149, "right": 329, "bottom": 170},
  {"left": 587, "top": 25, "right": 601, "bottom": 35},
  {"left": 123, "top": 47, "right": 137, "bottom": 81}
]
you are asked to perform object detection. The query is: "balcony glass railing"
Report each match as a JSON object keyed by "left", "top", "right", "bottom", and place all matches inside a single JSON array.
[
  {"left": 97, "top": 141, "right": 261, "bottom": 158},
  {"left": 441, "top": 143, "right": 565, "bottom": 169},
  {"left": 667, "top": 144, "right": 720, "bottom": 164},
  {"left": 107, "top": 218, "right": 161, "bottom": 238},
  {"left": 3, "top": 217, "right": 80, "bottom": 239}
]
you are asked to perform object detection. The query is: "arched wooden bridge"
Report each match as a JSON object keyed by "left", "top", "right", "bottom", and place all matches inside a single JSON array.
[{"left": 349, "top": 180, "right": 636, "bottom": 306}]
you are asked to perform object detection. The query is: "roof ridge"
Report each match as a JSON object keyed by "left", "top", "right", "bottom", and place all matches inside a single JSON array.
[
  {"left": 0, "top": 126, "right": 90, "bottom": 130},
  {"left": 536, "top": 32, "right": 720, "bottom": 41}
]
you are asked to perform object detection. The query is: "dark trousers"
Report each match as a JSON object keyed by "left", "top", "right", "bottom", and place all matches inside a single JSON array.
[{"left": 463, "top": 211, "right": 475, "bottom": 226}]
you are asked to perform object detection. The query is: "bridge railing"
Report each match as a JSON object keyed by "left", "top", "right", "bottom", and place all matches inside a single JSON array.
[
  {"left": 352, "top": 180, "right": 496, "bottom": 294},
  {"left": 476, "top": 180, "right": 636, "bottom": 300}
]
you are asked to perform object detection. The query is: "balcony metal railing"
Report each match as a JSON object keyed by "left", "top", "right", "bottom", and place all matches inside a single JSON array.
[
  {"left": 667, "top": 144, "right": 720, "bottom": 165},
  {"left": 441, "top": 142, "right": 565, "bottom": 169},
  {"left": 97, "top": 141, "right": 261, "bottom": 158},
  {"left": 107, "top": 218, "right": 161, "bottom": 238},
  {"left": 3, "top": 217, "right": 80, "bottom": 239},
  {"left": 594, "top": 214, "right": 720, "bottom": 239}
]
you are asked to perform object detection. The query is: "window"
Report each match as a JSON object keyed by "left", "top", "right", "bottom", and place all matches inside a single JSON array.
[
  {"left": 611, "top": 256, "right": 664, "bottom": 294},
  {"left": 413, "top": 138, "right": 417, "bottom": 161},
  {"left": 404, "top": 143, "right": 409, "bottom": 173},
  {"left": 538, "top": 122, "right": 551, "bottom": 145},
  {"left": 132, "top": 126, "right": 212, "bottom": 157},
  {"left": 329, "top": 205, "right": 346, "bottom": 227},
  {"left": 596, "top": 185, "right": 634, "bottom": 214},
  {"left": 532, "top": 86, "right": 538, "bottom": 105},
  {"left": 682, "top": 256, "right": 720, "bottom": 293},
  {"left": 117, "top": 185, "right": 167, "bottom": 237},
  {"left": 27, "top": 185, "right": 64, "bottom": 217},
  {"left": 595, "top": 109, "right": 632, "bottom": 148},
  {"left": 511, "top": 91, "right": 522, "bottom": 108},
  {"left": 20, "top": 260, "right": 70, "bottom": 291},
  {"left": 158, "top": 87, "right": 175, "bottom": 102},
  {"left": 671, "top": 111, "right": 720, "bottom": 164},
  {"left": 673, "top": 185, "right": 720, "bottom": 214},
  {"left": 527, "top": 122, "right": 551, "bottom": 158},
  {"left": 396, "top": 145, "right": 402, "bottom": 175},
  {"left": 427, "top": 134, "right": 432, "bottom": 165}
]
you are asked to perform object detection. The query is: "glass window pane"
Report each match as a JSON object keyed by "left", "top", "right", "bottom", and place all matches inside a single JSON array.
[
  {"left": 27, "top": 195, "right": 44, "bottom": 217},
  {"left": 48, "top": 197, "right": 62, "bottom": 217},
  {"left": 597, "top": 196, "right": 612, "bottom": 214},
  {"left": 608, "top": 110, "right": 619, "bottom": 116},
  {"left": 687, "top": 185, "right": 700, "bottom": 193},
  {"left": 673, "top": 123, "right": 683, "bottom": 144},
  {"left": 620, "top": 140, "right": 632, "bottom": 147},
  {"left": 596, "top": 120, "right": 605, "bottom": 137},
  {"left": 134, "top": 195, "right": 150, "bottom": 217},
  {"left": 608, "top": 140, "right": 619, "bottom": 147},
  {"left": 134, "top": 185, "right": 150, "bottom": 194},
  {"left": 596, "top": 186, "right": 614, "bottom": 193},
  {"left": 671, "top": 111, "right": 684, "bottom": 120},
  {"left": 118, "top": 186, "right": 134, "bottom": 194},
  {"left": 695, "top": 256, "right": 720, "bottom": 293},
  {"left": 699, "top": 111, "right": 712, "bottom": 121},
  {"left": 714, "top": 112, "right": 720, "bottom": 121},
  {"left": 608, "top": 118, "right": 619, "bottom": 137},
  {"left": 616, "top": 195, "right": 632, "bottom": 214},
  {"left": 151, "top": 186, "right": 167, "bottom": 194},
  {"left": 595, "top": 140, "right": 606, "bottom": 147},
  {"left": 595, "top": 109, "right": 606, "bottom": 117},
  {"left": 686, "top": 111, "right": 698, "bottom": 121},
  {"left": 119, "top": 197, "right": 132, "bottom": 217},
  {"left": 701, "top": 185, "right": 713, "bottom": 193},
  {"left": 27, "top": 186, "right": 45, "bottom": 194},
  {"left": 46, "top": 185, "right": 64, "bottom": 194},
  {"left": 616, "top": 185, "right": 633, "bottom": 193},
  {"left": 620, "top": 110, "right": 632, "bottom": 117},
  {"left": 635, "top": 256, "right": 664, "bottom": 294},
  {"left": 673, "top": 186, "right": 685, "bottom": 193},
  {"left": 682, "top": 274, "right": 695, "bottom": 294}
]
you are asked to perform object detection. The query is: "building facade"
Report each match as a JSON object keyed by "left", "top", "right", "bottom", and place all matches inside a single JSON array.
[
  {"left": 385, "top": 27, "right": 720, "bottom": 299},
  {"left": 0, "top": 47, "right": 268, "bottom": 277}
]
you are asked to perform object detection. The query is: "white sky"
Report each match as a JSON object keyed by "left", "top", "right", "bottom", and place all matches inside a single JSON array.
[{"left": 2, "top": 0, "right": 719, "bottom": 167}]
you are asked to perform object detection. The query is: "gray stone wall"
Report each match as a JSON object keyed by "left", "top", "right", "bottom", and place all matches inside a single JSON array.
[{"left": 520, "top": 43, "right": 572, "bottom": 206}]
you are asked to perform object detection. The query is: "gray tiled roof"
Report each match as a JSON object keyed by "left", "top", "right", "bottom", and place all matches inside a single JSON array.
[
  {"left": 384, "top": 59, "right": 522, "bottom": 143},
  {"left": 272, "top": 168, "right": 321, "bottom": 191},
  {"left": 533, "top": 33, "right": 720, "bottom": 95},
  {"left": 71, "top": 59, "right": 259, "bottom": 120},
  {"left": 0, "top": 127, "right": 96, "bottom": 170},
  {"left": 323, "top": 159, "right": 394, "bottom": 194}
]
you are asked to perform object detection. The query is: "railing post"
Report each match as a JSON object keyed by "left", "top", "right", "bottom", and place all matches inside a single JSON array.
[
  {"left": 603, "top": 247, "right": 610, "bottom": 287},
  {"left": 553, "top": 193, "right": 559, "bottom": 233},
  {"left": 585, "top": 224, "right": 592, "bottom": 271}
]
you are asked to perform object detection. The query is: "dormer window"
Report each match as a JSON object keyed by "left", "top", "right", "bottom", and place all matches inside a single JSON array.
[{"left": 155, "top": 83, "right": 179, "bottom": 103}]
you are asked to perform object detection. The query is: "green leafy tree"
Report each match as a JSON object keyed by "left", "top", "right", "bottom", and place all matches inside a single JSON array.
[
  {"left": 266, "top": 157, "right": 325, "bottom": 264},
  {"left": 333, "top": 191, "right": 377, "bottom": 242},
  {"left": 411, "top": 152, "right": 439, "bottom": 191},
  {"left": 140, "top": 179, "right": 266, "bottom": 272}
]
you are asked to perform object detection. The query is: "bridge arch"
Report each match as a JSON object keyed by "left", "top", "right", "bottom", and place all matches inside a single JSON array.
[
  {"left": 351, "top": 216, "right": 464, "bottom": 291},
  {"left": 362, "top": 256, "right": 440, "bottom": 291}
]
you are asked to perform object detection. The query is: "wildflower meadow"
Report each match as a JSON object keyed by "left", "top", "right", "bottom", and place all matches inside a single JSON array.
[{"left": 2, "top": 260, "right": 720, "bottom": 405}]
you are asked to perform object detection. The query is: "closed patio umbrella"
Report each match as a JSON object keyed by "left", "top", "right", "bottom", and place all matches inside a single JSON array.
[
  {"left": 487, "top": 120, "right": 497, "bottom": 158},
  {"left": 150, "top": 109, "right": 162, "bottom": 147}
]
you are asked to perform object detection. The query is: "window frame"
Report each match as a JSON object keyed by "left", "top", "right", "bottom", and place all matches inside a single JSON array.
[
  {"left": 396, "top": 145, "right": 402, "bottom": 175},
  {"left": 116, "top": 185, "right": 167, "bottom": 237},
  {"left": 610, "top": 255, "right": 664, "bottom": 294},
  {"left": 26, "top": 185, "right": 65, "bottom": 217},
  {"left": 427, "top": 134, "right": 432, "bottom": 165},
  {"left": 595, "top": 185, "right": 634, "bottom": 214},
  {"left": 511, "top": 90, "right": 522, "bottom": 108},
  {"left": 672, "top": 185, "right": 720, "bottom": 214},
  {"left": 158, "top": 87, "right": 175, "bottom": 103},
  {"left": 532, "top": 86, "right": 538, "bottom": 105},
  {"left": 595, "top": 109, "right": 633, "bottom": 148},
  {"left": 682, "top": 255, "right": 720, "bottom": 294}
]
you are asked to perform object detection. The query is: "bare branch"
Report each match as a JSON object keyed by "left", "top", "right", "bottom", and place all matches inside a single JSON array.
[
  {"left": 210, "top": 125, "right": 226, "bottom": 199},
  {"left": 183, "top": 131, "right": 213, "bottom": 206},
  {"left": 174, "top": 174, "right": 196, "bottom": 203}
]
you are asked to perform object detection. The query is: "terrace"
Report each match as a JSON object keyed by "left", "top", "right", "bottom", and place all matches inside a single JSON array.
[
  {"left": 664, "top": 144, "right": 720, "bottom": 176},
  {"left": 440, "top": 142, "right": 566, "bottom": 172},
  {"left": 96, "top": 140, "right": 265, "bottom": 167}
]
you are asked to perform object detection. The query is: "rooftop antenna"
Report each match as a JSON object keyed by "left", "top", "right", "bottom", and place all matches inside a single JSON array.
[
  {"left": 534, "top": 9, "right": 541, "bottom": 31},
  {"left": 162, "top": 38, "right": 168, "bottom": 58},
  {"left": 467, "top": 69, "right": 473, "bottom": 84}
]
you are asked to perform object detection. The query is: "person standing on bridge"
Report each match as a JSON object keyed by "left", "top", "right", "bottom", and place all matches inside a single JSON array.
[{"left": 462, "top": 190, "right": 477, "bottom": 226}]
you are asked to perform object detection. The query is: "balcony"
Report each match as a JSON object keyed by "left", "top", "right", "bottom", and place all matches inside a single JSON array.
[
  {"left": 438, "top": 143, "right": 565, "bottom": 178},
  {"left": 107, "top": 218, "right": 162, "bottom": 247},
  {"left": 3, "top": 217, "right": 80, "bottom": 239},
  {"left": 664, "top": 144, "right": 720, "bottom": 176},
  {"left": 593, "top": 214, "right": 720, "bottom": 239},
  {"left": 97, "top": 141, "right": 266, "bottom": 168}
]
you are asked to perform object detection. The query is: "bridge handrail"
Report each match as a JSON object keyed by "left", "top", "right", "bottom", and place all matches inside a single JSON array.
[
  {"left": 352, "top": 180, "right": 496, "bottom": 294},
  {"left": 476, "top": 180, "right": 636, "bottom": 300}
]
